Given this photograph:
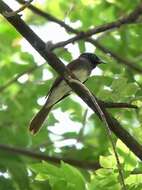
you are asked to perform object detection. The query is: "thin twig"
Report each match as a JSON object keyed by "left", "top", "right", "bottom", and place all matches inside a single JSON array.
[
  {"left": 2, "top": 0, "right": 141, "bottom": 97},
  {"left": 0, "top": 143, "right": 100, "bottom": 169},
  {"left": 0, "top": 64, "right": 137, "bottom": 111},
  {"left": 94, "top": 101, "right": 126, "bottom": 189},
  {"left": 19, "top": 0, "right": 142, "bottom": 73},
  {"left": 99, "top": 100, "right": 138, "bottom": 109},
  {"left": 0, "top": 64, "right": 41, "bottom": 93},
  {"left": 88, "top": 39, "right": 142, "bottom": 73},
  {"left": 3, "top": 0, "right": 33, "bottom": 17},
  {"left": 19, "top": 0, "right": 142, "bottom": 37},
  {"left": 0, "top": 70, "right": 138, "bottom": 110},
  {"left": 50, "top": 2, "right": 142, "bottom": 49},
  {"left": 17, "top": 0, "right": 77, "bottom": 33},
  {"left": 77, "top": 109, "right": 88, "bottom": 142},
  {"left": 70, "top": 79, "right": 126, "bottom": 189},
  {"left": 0, "top": 143, "right": 140, "bottom": 173}
]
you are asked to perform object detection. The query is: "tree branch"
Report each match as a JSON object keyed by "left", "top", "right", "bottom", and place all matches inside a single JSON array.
[
  {"left": 17, "top": 0, "right": 77, "bottom": 33},
  {"left": 0, "top": 67, "right": 137, "bottom": 110},
  {"left": 88, "top": 39, "right": 142, "bottom": 73},
  {"left": 0, "top": 65, "right": 39, "bottom": 93},
  {"left": 50, "top": 2, "right": 142, "bottom": 49},
  {"left": 3, "top": 0, "right": 33, "bottom": 17},
  {"left": 18, "top": 0, "right": 142, "bottom": 73},
  {"left": 1, "top": 1, "right": 142, "bottom": 161},
  {"left": 0, "top": 143, "right": 100, "bottom": 170},
  {"left": 0, "top": 143, "right": 140, "bottom": 172},
  {"left": 19, "top": 0, "right": 142, "bottom": 38},
  {"left": 77, "top": 109, "right": 88, "bottom": 142},
  {"left": 99, "top": 100, "right": 137, "bottom": 109},
  {"left": 1, "top": 0, "right": 141, "bottom": 94}
]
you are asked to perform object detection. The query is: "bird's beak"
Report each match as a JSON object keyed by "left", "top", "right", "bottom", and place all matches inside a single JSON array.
[{"left": 98, "top": 58, "right": 106, "bottom": 64}]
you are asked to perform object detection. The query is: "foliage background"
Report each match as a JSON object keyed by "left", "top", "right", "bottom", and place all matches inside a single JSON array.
[{"left": 0, "top": 0, "right": 142, "bottom": 189}]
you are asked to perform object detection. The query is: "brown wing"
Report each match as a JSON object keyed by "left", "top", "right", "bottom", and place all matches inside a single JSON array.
[{"left": 46, "top": 59, "right": 81, "bottom": 98}]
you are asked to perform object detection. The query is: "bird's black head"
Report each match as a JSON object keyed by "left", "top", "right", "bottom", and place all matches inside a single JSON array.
[{"left": 80, "top": 53, "right": 105, "bottom": 68}]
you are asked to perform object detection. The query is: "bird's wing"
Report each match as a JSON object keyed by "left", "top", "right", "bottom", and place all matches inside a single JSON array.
[
  {"left": 46, "top": 59, "right": 81, "bottom": 98},
  {"left": 46, "top": 76, "right": 62, "bottom": 98}
]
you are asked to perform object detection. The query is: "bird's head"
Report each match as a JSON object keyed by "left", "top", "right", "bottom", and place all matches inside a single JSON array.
[{"left": 79, "top": 53, "right": 105, "bottom": 68}]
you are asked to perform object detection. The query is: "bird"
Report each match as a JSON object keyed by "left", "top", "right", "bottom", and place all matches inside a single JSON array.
[{"left": 29, "top": 53, "right": 105, "bottom": 134}]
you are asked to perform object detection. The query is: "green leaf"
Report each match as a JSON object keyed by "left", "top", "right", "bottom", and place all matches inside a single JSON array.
[
  {"left": 0, "top": 177, "right": 15, "bottom": 190},
  {"left": 0, "top": 152, "right": 30, "bottom": 190},
  {"left": 115, "top": 140, "right": 137, "bottom": 171},
  {"left": 59, "top": 50, "right": 72, "bottom": 62},
  {"left": 78, "top": 41, "right": 86, "bottom": 53},
  {"left": 30, "top": 162, "right": 60, "bottom": 179},
  {"left": 62, "top": 132, "right": 78, "bottom": 139},
  {"left": 60, "top": 162, "right": 86, "bottom": 190},
  {"left": 89, "top": 169, "right": 120, "bottom": 190},
  {"left": 110, "top": 78, "right": 139, "bottom": 101},
  {"left": 100, "top": 155, "right": 117, "bottom": 168},
  {"left": 30, "top": 161, "right": 86, "bottom": 190}
]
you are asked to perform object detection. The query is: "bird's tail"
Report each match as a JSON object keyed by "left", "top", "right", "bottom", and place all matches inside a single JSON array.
[{"left": 29, "top": 105, "right": 52, "bottom": 135}]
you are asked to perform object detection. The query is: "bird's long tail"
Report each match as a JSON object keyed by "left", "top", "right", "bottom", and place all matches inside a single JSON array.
[{"left": 29, "top": 105, "right": 52, "bottom": 135}]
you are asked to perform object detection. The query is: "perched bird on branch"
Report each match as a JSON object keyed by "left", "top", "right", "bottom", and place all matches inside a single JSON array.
[{"left": 29, "top": 53, "right": 105, "bottom": 134}]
